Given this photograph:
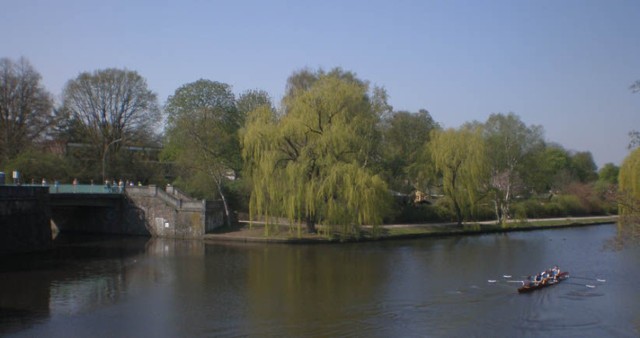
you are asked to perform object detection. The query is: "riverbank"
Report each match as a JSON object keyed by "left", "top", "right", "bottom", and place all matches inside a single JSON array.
[{"left": 203, "top": 216, "right": 618, "bottom": 243}]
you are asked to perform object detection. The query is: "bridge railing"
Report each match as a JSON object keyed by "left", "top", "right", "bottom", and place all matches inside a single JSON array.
[{"left": 8, "top": 184, "right": 124, "bottom": 194}]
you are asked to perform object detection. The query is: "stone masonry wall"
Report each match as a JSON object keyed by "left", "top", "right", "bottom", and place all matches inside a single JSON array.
[
  {"left": 0, "top": 186, "right": 52, "bottom": 254},
  {"left": 124, "top": 185, "right": 224, "bottom": 239}
]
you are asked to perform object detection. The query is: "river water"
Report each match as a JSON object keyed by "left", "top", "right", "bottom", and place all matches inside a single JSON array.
[{"left": 1, "top": 224, "right": 638, "bottom": 337}]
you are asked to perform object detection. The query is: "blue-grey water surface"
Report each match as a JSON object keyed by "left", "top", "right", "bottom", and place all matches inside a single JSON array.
[{"left": 1, "top": 224, "right": 638, "bottom": 337}]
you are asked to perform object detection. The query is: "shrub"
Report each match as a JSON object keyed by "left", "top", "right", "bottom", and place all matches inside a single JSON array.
[
  {"left": 513, "top": 203, "right": 528, "bottom": 221},
  {"left": 3, "top": 149, "right": 72, "bottom": 183},
  {"left": 554, "top": 194, "right": 588, "bottom": 216}
]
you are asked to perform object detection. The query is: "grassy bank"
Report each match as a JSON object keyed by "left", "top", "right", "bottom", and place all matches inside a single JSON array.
[{"left": 204, "top": 216, "right": 618, "bottom": 243}]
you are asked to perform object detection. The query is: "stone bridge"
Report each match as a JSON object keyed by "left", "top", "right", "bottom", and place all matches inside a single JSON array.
[
  {"left": 1, "top": 184, "right": 224, "bottom": 253},
  {"left": 50, "top": 185, "right": 224, "bottom": 238}
]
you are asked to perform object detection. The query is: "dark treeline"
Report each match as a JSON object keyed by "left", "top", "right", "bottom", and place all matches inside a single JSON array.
[{"left": 1, "top": 57, "right": 636, "bottom": 233}]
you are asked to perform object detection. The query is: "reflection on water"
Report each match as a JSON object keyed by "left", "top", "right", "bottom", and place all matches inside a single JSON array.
[
  {"left": 1, "top": 225, "right": 639, "bottom": 337},
  {"left": 0, "top": 235, "right": 148, "bottom": 335}
]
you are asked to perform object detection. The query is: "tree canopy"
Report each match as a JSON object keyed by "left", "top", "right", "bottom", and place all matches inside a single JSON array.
[
  {"left": 61, "top": 68, "right": 160, "bottom": 180},
  {"left": 236, "top": 89, "right": 273, "bottom": 119},
  {"left": 0, "top": 57, "right": 54, "bottom": 165},
  {"left": 428, "top": 126, "right": 487, "bottom": 225},
  {"left": 483, "top": 113, "right": 544, "bottom": 224},
  {"left": 617, "top": 148, "right": 640, "bottom": 242},
  {"left": 163, "top": 79, "right": 244, "bottom": 226},
  {"left": 598, "top": 163, "right": 619, "bottom": 185},
  {"left": 242, "top": 69, "right": 391, "bottom": 236},
  {"left": 0, "top": 58, "right": 622, "bottom": 232},
  {"left": 381, "top": 109, "right": 439, "bottom": 193},
  {"left": 619, "top": 148, "right": 640, "bottom": 215}
]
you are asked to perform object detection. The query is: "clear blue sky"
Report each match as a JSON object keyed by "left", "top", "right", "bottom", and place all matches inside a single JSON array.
[{"left": 2, "top": 0, "right": 639, "bottom": 167}]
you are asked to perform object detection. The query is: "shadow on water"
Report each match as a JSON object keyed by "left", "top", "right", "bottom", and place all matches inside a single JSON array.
[
  {"left": 0, "top": 234, "right": 149, "bottom": 335},
  {"left": 1, "top": 224, "right": 639, "bottom": 337}
]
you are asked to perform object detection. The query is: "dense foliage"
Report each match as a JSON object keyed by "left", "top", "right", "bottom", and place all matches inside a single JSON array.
[
  {"left": 616, "top": 148, "right": 640, "bottom": 243},
  {"left": 162, "top": 79, "right": 243, "bottom": 226},
  {"left": 619, "top": 148, "right": 640, "bottom": 215},
  {"left": 0, "top": 57, "right": 621, "bottom": 235},
  {"left": 428, "top": 127, "right": 487, "bottom": 225},
  {"left": 243, "top": 69, "right": 391, "bottom": 236}
]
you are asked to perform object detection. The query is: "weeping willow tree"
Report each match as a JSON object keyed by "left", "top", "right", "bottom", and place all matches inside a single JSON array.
[
  {"left": 428, "top": 126, "right": 488, "bottom": 225},
  {"left": 242, "top": 69, "right": 392, "bottom": 237},
  {"left": 618, "top": 147, "right": 640, "bottom": 241}
]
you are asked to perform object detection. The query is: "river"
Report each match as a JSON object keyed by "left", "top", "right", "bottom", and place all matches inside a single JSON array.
[{"left": 1, "top": 224, "right": 638, "bottom": 337}]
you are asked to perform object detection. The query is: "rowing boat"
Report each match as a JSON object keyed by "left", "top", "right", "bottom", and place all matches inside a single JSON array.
[{"left": 517, "top": 271, "right": 569, "bottom": 293}]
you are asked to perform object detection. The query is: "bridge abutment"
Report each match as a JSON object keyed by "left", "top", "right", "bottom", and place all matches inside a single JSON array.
[
  {"left": 124, "top": 185, "right": 224, "bottom": 239},
  {"left": 1, "top": 185, "right": 224, "bottom": 253},
  {"left": 0, "top": 186, "right": 52, "bottom": 254}
]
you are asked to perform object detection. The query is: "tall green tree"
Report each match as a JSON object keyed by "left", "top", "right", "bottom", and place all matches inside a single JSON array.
[
  {"left": 428, "top": 126, "right": 487, "bottom": 225},
  {"left": 381, "top": 109, "right": 439, "bottom": 193},
  {"left": 243, "top": 69, "right": 391, "bottom": 236},
  {"left": 61, "top": 68, "right": 160, "bottom": 181},
  {"left": 612, "top": 82, "right": 640, "bottom": 244},
  {"left": 483, "top": 113, "right": 544, "bottom": 224},
  {"left": 163, "top": 79, "right": 243, "bottom": 227},
  {"left": 619, "top": 148, "right": 640, "bottom": 215},
  {"left": 569, "top": 151, "right": 598, "bottom": 183},
  {"left": 522, "top": 143, "right": 572, "bottom": 194},
  {"left": 598, "top": 163, "right": 619, "bottom": 185},
  {"left": 236, "top": 89, "right": 273, "bottom": 118},
  {"left": 0, "top": 57, "right": 55, "bottom": 165},
  {"left": 618, "top": 147, "right": 640, "bottom": 241}
]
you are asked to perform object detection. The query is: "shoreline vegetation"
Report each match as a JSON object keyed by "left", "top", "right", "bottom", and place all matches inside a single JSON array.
[
  {"left": 2, "top": 59, "right": 635, "bottom": 243},
  {"left": 204, "top": 216, "right": 618, "bottom": 244}
]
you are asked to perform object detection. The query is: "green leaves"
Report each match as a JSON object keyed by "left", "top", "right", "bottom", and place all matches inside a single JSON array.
[
  {"left": 428, "top": 127, "right": 487, "bottom": 224},
  {"left": 619, "top": 148, "right": 640, "bottom": 215},
  {"left": 243, "top": 69, "right": 391, "bottom": 236},
  {"left": 163, "top": 79, "right": 241, "bottom": 175}
]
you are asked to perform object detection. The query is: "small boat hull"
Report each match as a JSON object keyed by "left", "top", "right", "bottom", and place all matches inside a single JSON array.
[{"left": 518, "top": 272, "right": 569, "bottom": 293}]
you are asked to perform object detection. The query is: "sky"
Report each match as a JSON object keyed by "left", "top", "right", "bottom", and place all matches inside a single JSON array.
[{"left": 1, "top": 0, "right": 639, "bottom": 167}]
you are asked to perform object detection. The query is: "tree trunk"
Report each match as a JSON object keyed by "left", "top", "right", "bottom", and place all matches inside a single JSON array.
[
  {"left": 500, "top": 202, "right": 510, "bottom": 225},
  {"left": 305, "top": 215, "right": 317, "bottom": 233},
  {"left": 502, "top": 182, "right": 511, "bottom": 225},
  {"left": 453, "top": 199, "right": 463, "bottom": 226},
  {"left": 493, "top": 199, "right": 501, "bottom": 225},
  {"left": 214, "top": 176, "right": 232, "bottom": 227}
]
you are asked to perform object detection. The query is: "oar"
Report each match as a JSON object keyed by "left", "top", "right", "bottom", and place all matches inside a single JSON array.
[
  {"left": 488, "top": 279, "right": 525, "bottom": 287},
  {"left": 507, "top": 280, "right": 525, "bottom": 286},
  {"left": 488, "top": 275, "right": 515, "bottom": 283},
  {"left": 564, "top": 282, "right": 598, "bottom": 288},
  {"left": 488, "top": 274, "right": 514, "bottom": 280},
  {"left": 570, "top": 276, "right": 606, "bottom": 282}
]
